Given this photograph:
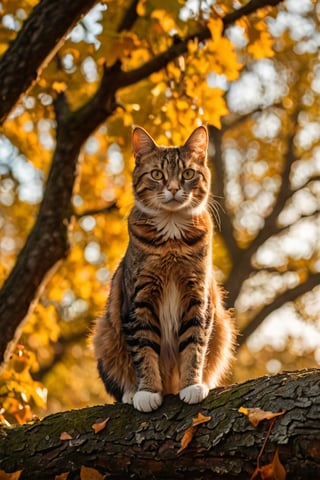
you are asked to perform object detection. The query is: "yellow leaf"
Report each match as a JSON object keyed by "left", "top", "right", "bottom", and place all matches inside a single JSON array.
[
  {"left": 137, "top": 0, "right": 146, "bottom": 16},
  {"left": 239, "top": 407, "right": 285, "bottom": 427},
  {"left": 92, "top": 417, "right": 110, "bottom": 434},
  {"left": 191, "top": 412, "right": 211, "bottom": 427},
  {"left": 151, "top": 9, "right": 177, "bottom": 33},
  {"left": 248, "top": 30, "right": 274, "bottom": 59},
  {"left": 178, "top": 412, "right": 211, "bottom": 454},
  {"left": 80, "top": 466, "right": 104, "bottom": 480},
  {"left": 271, "top": 448, "right": 286, "bottom": 480},
  {"left": 52, "top": 81, "right": 67, "bottom": 93},
  {"left": 206, "top": 17, "right": 242, "bottom": 81},
  {"left": 177, "top": 426, "right": 196, "bottom": 454},
  {"left": 246, "top": 19, "right": 275, "bottom": 60}
]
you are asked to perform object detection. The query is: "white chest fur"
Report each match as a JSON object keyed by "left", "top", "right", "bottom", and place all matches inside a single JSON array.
[{"left": 160, "top": 279, "right": 181, "bottom": 340}]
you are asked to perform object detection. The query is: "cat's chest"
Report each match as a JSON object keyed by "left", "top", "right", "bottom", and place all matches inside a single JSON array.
[
  {"left": 154, "top": 213, "right": 191, "bottom": 240},
  {"left": 159, "top": 279, "right": 181, "bottom": 342}
]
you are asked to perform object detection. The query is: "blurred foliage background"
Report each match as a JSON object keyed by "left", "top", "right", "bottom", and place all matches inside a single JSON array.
[{"left": 0, "top": 0, "right": 319, "bottom": 424}]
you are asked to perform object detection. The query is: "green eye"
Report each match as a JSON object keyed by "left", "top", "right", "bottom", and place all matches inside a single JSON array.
[
  {"left": 182, "top": 169, "right": 195, "bottom": 180},
  {"left": 151, "top": 170, "right": 164, "bottom": 180}
]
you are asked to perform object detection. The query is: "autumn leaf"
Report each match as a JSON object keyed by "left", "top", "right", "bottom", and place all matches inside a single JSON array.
[
  {"left": 52, "top": 81, "right": 67, "bottom": 93},
  {"left": 91, "top": 417, "right": 110, "bottom": 434},
  {"left": 270, "top": 448, "right": 286, "bottom": 480},
  {"left": 178, "top": 412, "right": 211, "bottom": 454},
  {"left": 247, "top": 20, "right": 274, "bottom": 59},
  {"left": 60, "top": 431, "right": 73, "bottom": 441},
  {"left": 191, "top": 412, "right": 211, "bottom": 426},
  {"left": 238, "top": 407, "right": 285, "bottom": 427},
  {"left": 177, "top": 425, "right": 196, "bottom": 454},
  {"left": 207, "top": 17, "right": 242, "bottom": 81},
  {"left": 54, "top": 473, "right": 69, "bottom": 480},
  {"left": 0, "top": 470, "right": 22, "bottom": 480},
  {"left": 250, "top": 449, "right": 286, "bottom": 480},
  {"left": 80, "top": 466, "right": 105, "bottom": 480}
]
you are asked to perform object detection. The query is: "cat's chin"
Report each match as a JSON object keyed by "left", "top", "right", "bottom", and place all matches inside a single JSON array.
[{"left": 160, "top": 200, "right": 187, "bottom": 212}]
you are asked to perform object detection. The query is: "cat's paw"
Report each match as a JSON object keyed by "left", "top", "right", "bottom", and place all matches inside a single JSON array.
[
  {"left": 133, "top": 391, "right": 163, "bottom": 412},
  {"left": 179, "top": 384, "right": 209, "bottom": 404},
  {"left": 122, "top": 391, "right": 135, "bottom": 404}
]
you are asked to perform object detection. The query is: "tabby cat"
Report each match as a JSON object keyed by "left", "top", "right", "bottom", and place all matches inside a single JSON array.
[{"left": 93, "top": 125, "right": 235, "bottom": 412}]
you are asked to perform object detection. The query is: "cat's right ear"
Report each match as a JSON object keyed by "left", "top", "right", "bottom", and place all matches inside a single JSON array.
[{"left": 132, "top": 127, "right": 157, "bottom": 163}]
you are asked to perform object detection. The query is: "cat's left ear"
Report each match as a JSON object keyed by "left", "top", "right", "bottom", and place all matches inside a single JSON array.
[
  {"left": 132, "top": 126, "right": 157, "bottom": 163},
  {"left": 183, "top": 126, "right": 208, "bottom": 163}
]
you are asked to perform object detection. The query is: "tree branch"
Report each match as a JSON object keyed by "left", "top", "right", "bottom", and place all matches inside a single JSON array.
[
  {"left": 0, "top": 93, "right": 83, "bottom": 371},
  {"left": 239, "top": 272, "right": 320, "bottom": 346},
  {"left": 117, "top": 0, "right": 140, "bottom": 32},
  {"left": 224, "top": 108, "right": 300, "bottom": 308},
  {"left": 114, "top": 0, "right": 284, "bottom": 90},
  {"left": 0, "top": 0, "right": 98, "bottom": 125},
  {"left": 208, "top": 125, "right": 240, "bottom": 261},
  {"left": 0, "top": 369, "right": 319, "bottom": 479}
]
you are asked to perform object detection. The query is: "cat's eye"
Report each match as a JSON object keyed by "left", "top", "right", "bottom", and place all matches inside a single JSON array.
[
  {"left": 151, "top": 170, "right": 164, "bottom": 180},
  {"left": 182, "top": 169, "right": 195, "bottom": 180}
]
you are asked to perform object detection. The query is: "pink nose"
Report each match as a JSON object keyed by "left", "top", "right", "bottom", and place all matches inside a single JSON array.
[
  {"left": 168, "top": 183, "right": 180, "bottom": 195},
  {"left": 168, "top": 187, "right": 179, "bottom": 195}
]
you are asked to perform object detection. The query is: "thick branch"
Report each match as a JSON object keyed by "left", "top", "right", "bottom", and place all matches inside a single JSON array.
[
  {"left": 239, "top": 272, "right": 320, "bottom": 346},
  {"left": 0, "top": 93, "right": 87, "bottom": 370},
  {"left": 0, "top": 370, "right": 319, "bottom": 479},
  {"left": 0, "top": 0, "right": 98, "bottom": 125}
]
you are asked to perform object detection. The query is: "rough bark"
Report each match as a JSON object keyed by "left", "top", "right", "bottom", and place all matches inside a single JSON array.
[
  {"left": 0, "top": 0, "right": 98, "bottom": 125},
  {"left": 0, "top": 369, "right": 319, "bottom": 479}
]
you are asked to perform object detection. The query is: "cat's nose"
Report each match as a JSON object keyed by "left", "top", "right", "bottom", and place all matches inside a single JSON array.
[{"left": 168, "top": 182, "right": 180, "bottom": 195}]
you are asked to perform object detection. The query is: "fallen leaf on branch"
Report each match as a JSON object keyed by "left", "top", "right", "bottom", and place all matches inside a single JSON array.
[
  {"left": 80, "top": 465, "right": 105, "bottom": 480},
  {"left": 177, "top": 412, "right": 211, "bottom": 454},
  {"left": 92, "top": 417, "right": 110, "bottom": 434},
  {"left": 191, "top": 412, "right": 211, "bottom": 427},
  {"left": 250, "top": 449, "right": 286, "bottom": 480},
  {"left": 0, "top": 470, "right": 22, "bottom": 480},
  {"left": 59, "top": 431, "right": 73, "bottom": 441},
  {"left": 177, "top": 425, "right": 196, "bottom": 454},
  {"left": 238, "top": 407, "right": 285, "bottom": 427},
  {"left": 54, "top": 473, "right": 69, "bottom": 480}
]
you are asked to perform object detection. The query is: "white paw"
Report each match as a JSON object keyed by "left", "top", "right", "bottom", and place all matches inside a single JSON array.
[
  {"left": 122, "top": 391, "right": 135, "bottom": 404},
  {"left": 179, "top": 384, "right": 209, "bottom": 404},
  {"left": 133, "top": 391, "right": 163, "bottom": 412}
]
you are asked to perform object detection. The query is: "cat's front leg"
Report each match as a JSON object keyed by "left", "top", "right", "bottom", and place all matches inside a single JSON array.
[
  {"left": 132, "top": 346, "right": 163, "bottom": 412},
  {"left": 124, "top": 309, "right": 163, "bottom": 412},
  {"left": 178, "top": 307, "right": 212, "bottom": 405}
]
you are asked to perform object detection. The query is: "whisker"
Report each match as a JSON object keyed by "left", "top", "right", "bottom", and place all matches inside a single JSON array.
[{"left": 208, "top": 195, "right": 223, "bottom": 230}]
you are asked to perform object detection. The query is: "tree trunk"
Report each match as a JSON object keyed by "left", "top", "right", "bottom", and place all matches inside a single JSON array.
[
  {"left": 0, "top": 369, "right": 319, "bottom": 479},
  {"left": 0, "top": 0, "right": 98, "bottom": 125}
]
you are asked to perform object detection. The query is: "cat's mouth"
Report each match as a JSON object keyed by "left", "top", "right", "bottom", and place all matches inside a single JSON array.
[{"left": 160, "top": 198, "right": 187, "bottom": 212}]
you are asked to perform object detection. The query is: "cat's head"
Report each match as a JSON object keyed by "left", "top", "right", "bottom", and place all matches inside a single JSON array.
[{"left": 132, "top": 126, "right": 210, "bottom": 215}]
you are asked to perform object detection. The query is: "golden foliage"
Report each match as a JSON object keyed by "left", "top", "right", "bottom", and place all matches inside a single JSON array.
[
  {"left": 1, "top": 0, "right": 319, "bottom": 419},
  {"left": 0, "top": 345, "right": 47, "bottom": 425}
]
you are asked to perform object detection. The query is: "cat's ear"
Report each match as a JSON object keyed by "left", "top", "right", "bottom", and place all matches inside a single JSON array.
[
  {"left": 132, "top": 126, "right": 157, "bottom": 162},
  {"left": 183, "top": 126, "right": 208, "bottom": 162}
]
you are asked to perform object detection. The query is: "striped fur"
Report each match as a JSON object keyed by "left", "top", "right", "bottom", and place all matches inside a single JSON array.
[{"left": 93, "top": 126, "right": 236, "bottom": 412}]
